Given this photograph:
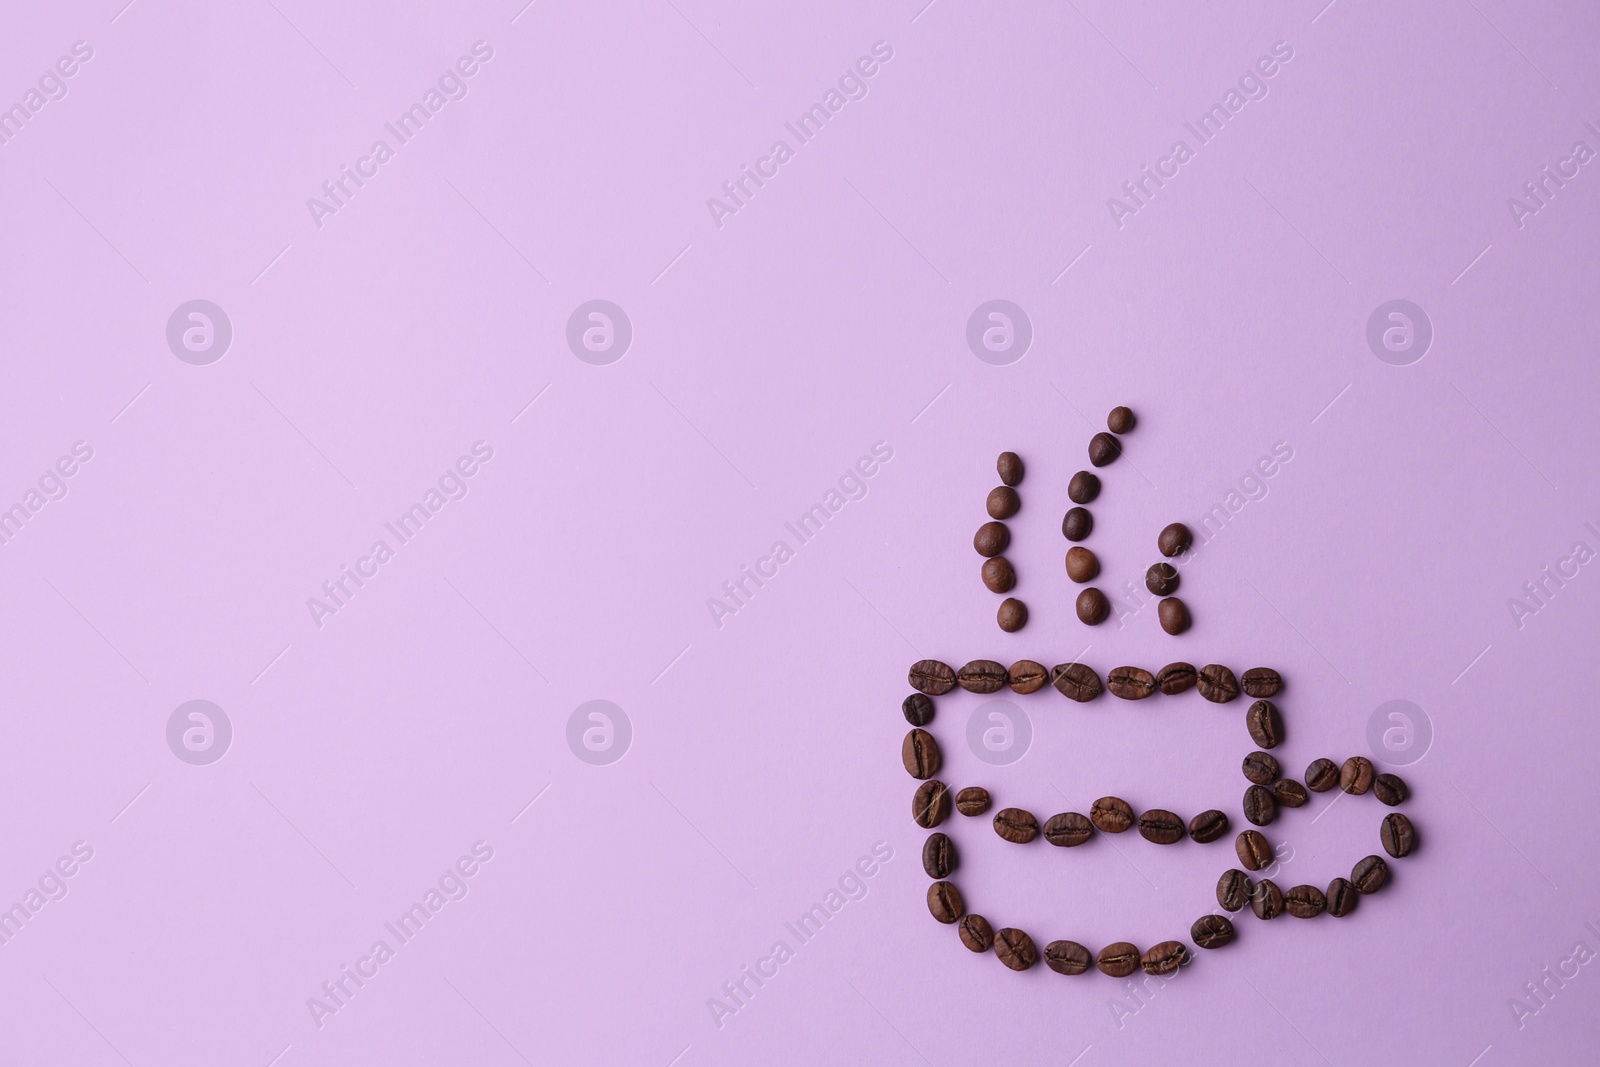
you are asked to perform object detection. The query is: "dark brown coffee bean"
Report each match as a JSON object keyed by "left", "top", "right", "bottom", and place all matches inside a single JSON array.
[
  {"left": 1076, "top": 588, "right": 1110, "bottom": 625},
  {"left": 1197, "top": 664, "right": 1240, "bottom": 703},
  {"left": 1374, "top": 773, "right": 1409, "bottom": 807},
  {"left": 902, "top": 729, "right": 940, "bottom": 779},
  {"left": 1108, "top": 666, "right": 1156, "bottom": 700},
  {"left": 986, "top": 485, "right": 1020, "bottom": 520},
  {"left": 927, "top": 881, "right": 964, "bottom": 924},
  {"left": 1062, "top": 507, "right": 1093, "bottom": 542},
  {"left": 1157, "top": 522, "right": 1193, "bottom": 557},
  {"left": 1043, "top": 812, "right": 1094, "bottom": 847},
  {"left": 1067, "top": 470, "right": 1100, "bottom": 504},
  {"left": 1243, "top": 751, "right": 1280, "bottom": 786},
  {"left": 1189, "top": 809, "right": 1230, "bottom": 843},
  {"left": 997, "top": 451, "right": 1024, "bottom": 487},
  {"left": 912, "top": 781, "right": 950, "bottom": 828},
  {"left": 1158, "top": 597, "right": 1191, "bottom": 635},
  {"left": 1096, "top": 942, "right": 1139, "bottom": 978},
  {"left": 1235, "top": 830, "right": 1272, "bottom": 871},
  {"left": 1090, "top": 796, "right": 1134, "bottom": 834},
  {"left": 1217, "top": 869, "right": 1252, "bottom": 911},
  {"left": 1340, "top": 756, "right": 1374, "bottom": 795},
  {"left": 1088, "top": 432, "right": 1121, "bottom": 467},
  {"left": 955, "top": 787, "right": 990, "bottom": 817},
  {"left": 1241, "top": 667, "right": 1283, "bottom": 698},
  {"left": 1051, "top": 662, "right": 1103, "bottom": 702},
  {"left": 1107, "top": 406, "right": 1136, "bottom": 434},
  {"left": 1305, "top": 758, "right": 1339, "bottom": 792},
  {"left": 1246, "top": 700, "right": 1283, "bottom": 749},
  {"left": 1146, "top": 562, "right": 1180, "bottom": 596},
  {"left": 1065, "top": 546, "right": 1099, "bottom": 583},
  {"left": 1008, "top": 660, "right": 1048, "bottom": 694},
  {"left": 1250, "top": 878, "right": 1284, "bottom": 920},
  {"left": 997, "top": 598, "right": 1028, "bottom": 632},
  {"left": 1141, "top": 941, "right": 1188, "bottom": 976},
  {"left": 959, "top": 914, "right": 995, "bottom": 952},
  {"left": 1045, "top": 940, "right": 1092, "bottom": 975},
  {"left": 909, "top": 660, "right": 956, "bottom": 696},
  {"left": 1243, "top": 785, "right": 1277, "bottom": 826},
  {"left": 1381, "top": 813, "right": 1416, "bottom": 858},
  {"left": 1156, "top": 662, "right": 1196, "bottom": 694},
  {"left": 1352, "top": 855, "right": 1389, "bottom": 894},
  {"left": 1271, "top": 779, "right": 1308, "bottom": 808},
  {"left": 974, "top": 521, "right": 1010, "bottom": 557},
  {"left": 994, "top": 928, "right": 1038, "bottom": 971},
  {"left": 1138, "top": 809, "right": 1185, "bottom": 844},
  {"left": 1326, "top": 878, "right": 1358, "bottom": 917},
  {"left": 902, "top": 693, "right": 934, "bottom": 726},
  {"left": 980, "top": 556, "right": 1016, "bottom": 593},
  {"left": 957, "top": 660, "right": 1008, "bottom": 694},
  {"left": 993, "top": 807, "right": 1039, "bottom": 844},
  {"left": 922, "top": 833, "right": 956, "bottom": 879},
  {"left": 1285, "top": 884, "right": 1325, "bottom": 918},
  {"left": 1192, "top": 914, "right": 1235, "bottom": 949}
]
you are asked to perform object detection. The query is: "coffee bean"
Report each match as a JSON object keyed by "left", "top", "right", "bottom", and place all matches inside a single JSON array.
[
  {"left": 1067, "top": 470, "right": 1101, "bottom": 504},
  {"left": 1243, "top": 751, "right": 1280, "bottom": 786},
  {"left": 997, "top": 452, "right": 1024, "bottom": 487},
  {"left": 1285, "top": 884, "right": 1326, "bottom": 919},
  {"left": 1051, "top": 662, "right": 1103, "bottom": 702},
  {"left": 1192, "top": 914, "right": 1235, "bottom": 949},
  {"left": 1043, "top": 811, "right": 1094, "bottom": 847},
  {"left": 1108, "top": 406, "right": 1136, "bottom": 434},
  {"left": 1090, "top": 796, "right": 1134, "bottom": 834},
  {"left": 1045, "top": 939, "right": 1092, "bottom": 975},
  {"left": 1158, "top": 597, "right": 1191, "bottom": 635},
  {"left": 1243, "top": 785, "right": 1277, "bottom": 826},
  {"left": 1271, "top": 779, "right": 1308, "bottom": 808},
  {"left": 1066, "top": 546, "right": 1100, "bottom": 583},
  {"left": 912, "top": 781, "right": 951, "bottom": 828},
  {"left": 1076, "top": 588, "right": 1110, "bottom": 625},
  {"left": 1217, "top": 869, "right": 1253, "bottom": 911},
  {"left": 1250, "top": 878, "right": 1284, "bottom": 920},
  {"left": 1146, "top": 562, "right": 1179, "bottom": 596},
  {"left": 1189, "top": 809, "right": 1230, "bottom": 843},
  {"left": 927, "top": 881, "right": 964, "bottom": 924},
  {"left": 923, "top": 833, "right": 956, "bottom": 878},
  {"left": 974, "top": 521, "right": 1010, "bottom": 557},
  {"left": 1197, "top": 664, "right": 1240, "bottom": 703},
  {"left": 902, "top": 729, "right": 940, "bottom": 779},
  {"left": 1326, "top": 878, "right": 1358, "bottom": 917},
  {"left": 1305, "top": 758, "right": 1339, "bottom": 792},
  {"left": 986, "top": 485, "right": 1020, "bottom": 520},
  {"left": 1158, "top": 522, "right": 1193, "bottom": 557},
  {"left": 1340, "top": 756, "right": 1374, "bottom": 795},
  {"left": 1373, "top": 773, "right": 1409, "bottom": 807},
  {"left": 1138, "top": 809, "right": 1185, "bottom": 844},
  {"left": 955, "top": 787, "right": 990, "bottom": 817},
  {"left": 1062, "top": 507, "right": 1093, "bottom": 542},
  {"left": 1141, "top": 941, "right": 1188, "bottom": 976},
  {"left": 993, "top": 807, "right": 1039, "bottom": 844},
  {"left": 1096, "top": 942, "right": 1139, "bottom": 978},
  {"left": 1246, "top": 700, "right": 1283, "bottom": 749},
  {"left": 1241, "top": 667, "right": 1283, "bottom": 698},
  {"left": 1108, "top": 666, "right": 1156, "bottom": 700},
  {"left": 994, "top": 928, "right": 1039, "bottom": 971},
  {"left": 1381, "top": 813, "right": 1416, "bottom": 858},
  {"left": 1008, "top": 660, "right": 1049, "bottom": 694},
  {"left": 958, "top": 660, "right": 1008, "bottom": 694},
  {"left": 909, "top": 660, "right": 956, "bottom": 696},
  {"left": 959, "top": 914, "right": 995, "bottom": 952},
  {"left": 1088, "top": 432, "right": 1121, "bottom": 467},
  {"left": 902, "top": 693, "right": 934, "bottom": 726},
  {"left": 1351, "top": 855, "right": 1389, "bottom": 894},
  {"left": 997, "top": 598, "right": 1028, "bottom": 632},
  {"left": 981, "top": 556, "right": 1016, "bottom": 593},
  {"left": 1156, "top": 662, "right": 1197, "bottom": 694},
  {"left": 1235, "top": 830, "right": 1272, "bottom": 871}
]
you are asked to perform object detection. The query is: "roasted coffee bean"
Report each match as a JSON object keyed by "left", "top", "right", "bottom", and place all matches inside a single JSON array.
[
  {"left": 1067, "top": 470, "right": 1101, "bottom": 504},
  {"left": 1241, "top": 667, "right": 1283, "bottom": 698},
  {"left": 980, "top": 555, "right": 1016, "bottom": 593},
  {"left": 1062, "top": 507, "right": 1093, "bottom": 542},
  {"left": 1340, "top": 756, "right": 1375, "bottom": 795},
  {"left": 997, "top": 451, "right": 1024, "bottom": 487},
  {"left": 1065, "top": 546, "right": 1100, "bottom": 583},
  {"left": 1138, "top": 809, "right": 1185, "bottom": 844},
  {"left": 1096, "top": 942, "right": 1140, "bottom": 978},
  {"left": 993, "top": 807, "right": 1040, "bottom": 844},
  {"left": 922, "top": 833, "right": 956, "bottom": 879},
  {"left": 1246, "top": 700, "right": 1283, "bottom": 749},
  {"left": 912, "top": 781, "right": 951, "bottom": 828},
  {"left": 1373, "top": 773, "right": 1409, "bottom": 807},
  {"left": 1076, "top": 588, "right": 1110, "bottom": 625},
  {"left": 1280, "top": 885, "right": 1324, "bottom": 920},
  {"left": 1381, "top": 813, "right": 1416, "bottom": 858},
  {"left": 1351, "top": 855, "right": 1389, "bottom": 894},
  {"left": 959, "top": 914, "right": 995, "bottom": 952},
  {"left": 1217, "top": 869, "right": 1253, "bottom": 911},
  {"left": 1158, "top": 597, "right": 1191, "bottom": 635},
  {"left": 1108, "top": 666, "right": 1157, "bottom": 700},
  {"left": 1236, "top": 830, "right": 1272, "bottom": 871},
  {"left": 1145, "top": 562, "right": 1180, "bottom": 596},
  {"left": 1045, "top": 939, "right": 1092, "bottom": 975},
  {"left": 902, "top": 729, "right": 940, "bottom": 779},
  {"left": 1090, "top": 796, "right": 1135, "bottom": 834},
  {"left": 974, "top": 521, "right": 1010, "bottom": 558},
  {"left": 1189, "top": 809, "right": 1230, "bottom": 843},
  {"left": 1250, "top": 878, "right": 1284, "bottom": 920},
  {"left": 955, "top": 787, "right": 991, "bottom": 817},
  {"left": 1088, "top": 432, "right": 1121, "bottom": 467},
  {"left": 1156, "top": 662, "right": 1197, "bottom": 694},
  {"left": 902, "top": 693, "right": 934, "bottom": 726},
  {"left": 1141, "top": 941, "right": 1188, "bottom": 976},
  {"left": 1107, "top": 406, "right": 1136, "bottom": 434},
  {"left": 1243, "top": 751, "right": 1280, "bottom": 786},
  {"left": 1326, "top": 878, "right": 1358, "bottom": 917},
  {"left": 986, "top": 486, "right": 1020, "bottom": 520},
  {"left": 994, "top": 928, "right": 1039, "bottom": 971},
  {"left": 927, "top": 881, "right": 964, "bottom": 924},
  {"left": 997, "top": 598, "right": 1028, "bottom": 633},
  {"left": 1043, "top": 812, "right": 1095, "bottom": 847},
  {"left": 958, "top": 660, "right": 1009, "bottom": 694},
  {"left": 1157, "top": 522, "right": 1193, "bottom": 557},
  {"left": 909, "top": 660, "right": 956, "bottom": 696},
  {"left": 1192, "top": 914, "right": 1235, "bottom": 949},
  {"left": 1197, "top": 664, "right": 1240, "bottom": 703},
  {"left": 1305, "top": 758, "right": 1339, "bottom": 792},
  {"left": 1272, "top": 779, "right": 1309, "bottom": 808},
  {"left": 1051, "top": 662, "right": 1103, "bottom": 702},
  {"left": 1008, "top": 660, "right": 1049, "bottom": 694},
  {"left": 1243, "top": 785, "right": 1277, "bottom": 826}
]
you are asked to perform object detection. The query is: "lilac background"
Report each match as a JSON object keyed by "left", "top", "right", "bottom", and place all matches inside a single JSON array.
[{"left": 1, "top": 0, "right": 1598, "bottom": 1063}]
